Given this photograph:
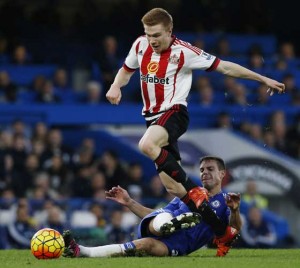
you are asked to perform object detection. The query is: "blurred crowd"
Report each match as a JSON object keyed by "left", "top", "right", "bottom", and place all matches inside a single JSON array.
[{"left": 0, "top": 119, "right": 172, "bottom": 249}]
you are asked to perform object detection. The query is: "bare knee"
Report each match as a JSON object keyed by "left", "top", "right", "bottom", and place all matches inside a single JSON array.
[
  {"left": 138, "top": 138, "right": 158, "bottom": 159},
  {"left": 134, "top": 238, "right": 168, "bottom": 256}
]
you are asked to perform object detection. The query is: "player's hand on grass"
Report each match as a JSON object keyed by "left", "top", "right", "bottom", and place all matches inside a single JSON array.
[{"left": 105, "top": 185, "right": 131, "bottom": 206}]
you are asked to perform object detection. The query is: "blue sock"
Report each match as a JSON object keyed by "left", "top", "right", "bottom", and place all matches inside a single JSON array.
[{"left": 122, "top": 241, "right": 136, "bottom": 251}]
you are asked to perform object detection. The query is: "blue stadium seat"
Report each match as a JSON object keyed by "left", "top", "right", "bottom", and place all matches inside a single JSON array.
[
  {"left": 226, "top": 34, "right": 277, "bottom": 56},
  {"left": 17, "top": 91, "right": 37, "bottom": 103},
  {"left": 269, "top": 93, "right": 292, "bottom": 106},
  {"left": 0, "top": 64, "right": 57, "bottom": 87}
]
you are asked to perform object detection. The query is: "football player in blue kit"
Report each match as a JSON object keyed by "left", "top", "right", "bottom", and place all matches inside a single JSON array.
[{"left": 63, "top": 156, "right": 242, "bottom": 257}]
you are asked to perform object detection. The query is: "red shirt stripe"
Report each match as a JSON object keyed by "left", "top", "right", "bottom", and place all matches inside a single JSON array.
[
  {"left": 174, "top": 39, "right": 202, "bottom": 55},
  {"left": 153, "top": 48, "right": 172, "bottom": 113}
]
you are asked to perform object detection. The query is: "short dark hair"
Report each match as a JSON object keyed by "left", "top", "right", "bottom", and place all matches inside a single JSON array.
[
  {"left": 141, "top": 8, "right": 173, "bottom": 31},
  {"left": 199, "top": 156, "right": 226, "bottom": 170}
]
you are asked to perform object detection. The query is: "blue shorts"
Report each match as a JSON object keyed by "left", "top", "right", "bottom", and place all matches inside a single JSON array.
[
  {"left": 156, "top": 223, "right": 212, "bottom": 256},
  {"left": 138, "top": 208, "right": 174, "bottom": 238},
  {"left": 138, "top": 207, "right": 210, "bottom": 256}
]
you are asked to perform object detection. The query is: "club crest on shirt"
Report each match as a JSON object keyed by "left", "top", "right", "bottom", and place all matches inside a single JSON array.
[
  {"left": 168, "top": 54, "right": 179, "bottom": 64},
  {"left": 211, "top": 200, "right": 221, "bottom": 208},
  {"left": 147, "top": 61, "right": 159, "bottom": 74}
]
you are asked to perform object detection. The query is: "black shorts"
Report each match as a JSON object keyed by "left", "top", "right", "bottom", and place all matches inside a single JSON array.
[{"left": 145, "top": 104, "right": 189, "bottom": 160}]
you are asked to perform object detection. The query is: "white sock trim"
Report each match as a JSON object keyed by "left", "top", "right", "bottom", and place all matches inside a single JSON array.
[{"left": 152, "top": 212, "right": 173, "bottom": 232}]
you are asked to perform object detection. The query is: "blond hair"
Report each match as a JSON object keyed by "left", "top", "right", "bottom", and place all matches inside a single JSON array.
[{"left": 141, "top": 8, "right": 173, "bottom": 31}]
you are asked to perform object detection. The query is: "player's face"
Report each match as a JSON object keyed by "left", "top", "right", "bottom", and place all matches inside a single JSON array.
[
  {"left": 199, "top": 160, "right": 225, "bottom": 192},
  {"left": 144, "top": 24, "right": 172, "bottom": 54}
]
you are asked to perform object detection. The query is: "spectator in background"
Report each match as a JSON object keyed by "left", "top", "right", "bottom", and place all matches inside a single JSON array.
[
  {"left": 44, "top": 155, "right": 72, "bottom": 197},
  {"left": 96, "top": 35, "right": 121, "bottom": 90},
  {"left": 72, "top": 138, "right": 97, "bottom": 168},
  {"left": 53, "top": 67, "right": 71, "bottom": 91},
  {"left": 90, "top": 171, "right": 107, "bottom": 200},
  {"left": 72, "top": 163, "right": 94, "bottom": 198},
  {"left": 242, "top": 180, "right": 268, "bottom": 209},
  {"left": 35, "top": 80, "right": 61, "bottom": 103},
  {"left": 144, "top": 175, "right": 167, "bottom": 205},
  {"left": 32, "top": 122, "right": 48, "bottom": 143},
  {"left": 196, "top": 83, "right": 215, "bottom": 106},
  {"left": 255, "top": 84, "right": 270, "bottom": 106},
  {"left": 31, "top": 139, "right": 46, "bottom": 166},
  {"left": 124, "top": 162, "right": 147, "bottom": 195},
  {"left": 239, "top": 206, "right": 277, "bottom": 248},
  {"left": 247, "top": 45, "right": 264, "bottom": 67},
  {"left": 8, "top": 119, "right": 32, "bottom": 144},
  {"left": 278, "top": 41, "right": 296, "bottom": 61},
  {"left": 6, "top": 200, "right": 37, "bottom": 249},
  {"left": 97, "top": 150, "right": 128, "bottom": 189},
  {"left": 81, "top": 81, "right": 103, "bottom": 104},
  {"left": 27, "top": 172, "right": 60, "bottom": 200},
  {"left": 282, "top": 73, "right": 298, "bottom": 94},
  {"left": 31, "top": 75, "right": 47, "bottom": 93},
  {"left": 0, "top": 188, "right": 16, "bottom": 226},
  {"left": 223, "top": 76, "right": 238, "bottom": 94},
  {"left": 17, "top": 153, "right": 40, "bottom": 194},
  {"left": 274, "top": 58, "right": 288, "bottom": 71},
  {"left": 226, "top": 83, "right": 249, "bottom": 106},
  {"left": 89, "top": 203, "right": 107, "bottom": 228},
  {"left": 41, "top": 128, "right": 73, "bottom": 167},
  {"left": 0, "top": 71, "right": 18, "bottom": 103},
  {"left": 43, "top": 205, "right": 66, "bottom": 234},
  {"left": 263, "top": 129, "right": 276, "bottom": 150},
  {"left": 248, "top": 123, "right": 263, "bottom": 144},
  {"left": 214, "top": 37, "right": 232, "bottom": 58},
  {"left": 269, "top": 110, "right": 291, "bottom": 154},
  {"left": 215, "top": 112, "right": 233, "bottom": 129},
  {"left": 9, "top": 134, "right": 28, "bottom": 197},
  {"left": 11, "top": 45, "right": 31, "bottom": 65},
  {"left": 105, "top": 210, "right": 130, "bottom": 244},
  {"left": 193, "top": 76, "right": 211, "bottom": 90}
]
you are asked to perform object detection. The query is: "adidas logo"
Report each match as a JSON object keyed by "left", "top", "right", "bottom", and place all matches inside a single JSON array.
[{"left": 138, "top": 50, "right": 143, "bottom": 55}]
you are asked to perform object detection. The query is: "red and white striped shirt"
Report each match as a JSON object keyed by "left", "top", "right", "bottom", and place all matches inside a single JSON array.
[{"left": 123, "top": 35, "right": 220, "bottom": 119}]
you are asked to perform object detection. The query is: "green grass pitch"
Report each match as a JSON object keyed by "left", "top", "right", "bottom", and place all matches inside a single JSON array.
[{"left": 0, "top": 249, "right": 299, "bottom": 268}]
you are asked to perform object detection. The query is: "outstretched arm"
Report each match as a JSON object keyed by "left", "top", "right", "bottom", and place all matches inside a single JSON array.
[
  {"left": 105, "top": 186, "right": 154, "bottom": 218},
  {"left": 216, "top": 60, "right": 285, "bottom": 95},
  {"left": 106, "top": 67, "right": 134, "bottom": 105},
  {"left": 226, "top": 192, "right": 242, "bottom": 231}
]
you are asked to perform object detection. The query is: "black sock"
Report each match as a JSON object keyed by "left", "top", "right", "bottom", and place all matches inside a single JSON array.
[
  {"left": 198, "top": 201, "right": 227, "bottom": 236},
  {"left": 155, "top": 149, "right": 194, "bottom": 187},
  {"left": 181, "top": 194, "right": 198, "bottom": 211},
  {"left": 181, "top": 195, "right": 226, "bottom": 236}
]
